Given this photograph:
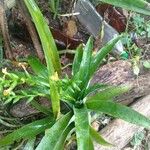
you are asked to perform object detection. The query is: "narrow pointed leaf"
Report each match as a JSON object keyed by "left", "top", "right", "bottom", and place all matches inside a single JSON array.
[
  {"left": 77, "top": 37, "right": 93, "bottom": 88},
  {"left": 30, "top": 100, "right": 51, "bottom": 115},
  {"left": 90, "top": 126, "right": 112, "bottom": 146},
  {"left": 36, "top": 112, "right": 72, "bottom": 150},
  {"left": 86, "top": 100, "right": 150, "bottom": 128},
  {"left": 72, "top": 44, "right": 83, "bottom": 76},
  {"left": 23, "top": 137, "right": 36, "bottom": 150},
  {"left": 87, "top": 85, "right": 129, "bottom": 102},
  {"left": 27, "top": 56, "right": 48, "bottom": 79},
  {"left": 54, "top": 123, "right": 74, "bottom": 150},
  {"left": 84, "top": 84, "right": 110, "bottom": 97},
  {"left": 89, "top": 137, "right": 94, "bottom": 150},
  {"left": 74, "top": 106, "right": 90, "bottom": 150},
  {"left": 49, "top": 79, "right": 60, "bottom": 118},
  {"left": 49, "top": 0, "right": 55, "bottom": 13},
  {"left": 90, "top": 35, "right": 122, "bottom": 76},
  {"left": 20, "top": 86, "right": 50, "bottom": 96},
  {"left": 72, "top": 82, "right": 81, "bottom": 92},
  {"left": 24, "top": 0, "right": 61, "bottom": 76},
  {"left": 24, "top": 0, "right": 61, "bottom": 117},
  {"left": 100, "top": 0, "right": 150, "bottom": 16},
  {"left": 0, "top": 117, "right": 55, "bottom": 146}
]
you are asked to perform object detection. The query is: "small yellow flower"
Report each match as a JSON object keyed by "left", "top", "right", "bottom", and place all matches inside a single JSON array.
[
  {"left": 12, "top": 61, "right": 28, "bottom": 68},
  {"left": 3, "top": 89, "right": 10, "bottom": 96},
  {"left": 18, "top": 62, "right": 28, "bottom": 67},
  {"left": 92, "top": 51, "right": 96, "bottom": 56},
  {"left": 21, "top": 78, "right": 25, "bottom": 83},
  {"left": 50, "top": 72, "right": 59, "bottom": 81},
  {"left": 2, "top": 68, "right": 8, "bottom": 75}
]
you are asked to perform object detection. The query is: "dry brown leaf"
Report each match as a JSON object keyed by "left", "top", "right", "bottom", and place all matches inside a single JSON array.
[{"left": 66, "top": 20, "right": 77, "bottom": 38}]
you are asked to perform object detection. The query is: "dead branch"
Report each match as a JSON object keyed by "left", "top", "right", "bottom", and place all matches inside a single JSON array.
[
  {"left": 16, "top": 0, "right": 44, "bottom": 60},
  {"left": 0, "top": 0, "right": 13, "bottom": 59}
]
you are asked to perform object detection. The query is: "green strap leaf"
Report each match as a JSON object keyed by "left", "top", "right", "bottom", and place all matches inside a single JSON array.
[
  {"left": 30, "top": 76, "right": 49, "bottom": 87},
  {"left": 90, "top": 126, "right": 112, "bottom": 146},
  {"left": 24, "top": 0, "right": 61, "bottom": 117},
  {"left": 89, "top": 137, "right": 94, "bottom": 150},
  {"left": 49, "top": 79, "right": 60, "bottom": 118},
  {"left": 90, "top": 35, "right": 122, "bottom": 76},
  {"left": 0, "top": 117, "right": 55, "bottom": 146},
  {"left": 49, "top": 0, "right": 59, "bottom": 17},
  {"left": 30, "top": 100, "right": 51, "bottom": 115},
  {"left": 72, "top": 44, "right": 83, "bottom": 76},
  {"left": 54, "top": 123, "right": 74, "bottom": 150},
  {"left": 100, "top": 0, "right": 150, "bottom": 16},
  {"left": 74, "top": 106, "right": 91, "bottom": 150},
  {"left": 86, "top": 100, "right": 150, "bottom": 129},
  {"left": 24, "top": 0, "right": 61, "bottom": 76},
  {"left": 77, "top": 36, "right": 93, "bottom": 88},
  {"left": 84, "top": 84, "right": 110, "bottom": 97},
  {"left": 24, "top": 0, "right": 61, "bottom": 118},
  {"left": 23, "top": 137, "right": 36, "bottom": 150},
  {"left": 49, "top": 0, "right": 56, "bottom": 13},
  {"left": 27, "top": 56, "right": 48, "bottom": 79},
  {"left": 36, "top": 112, "right": 72, "bottom": 150},
  {"left": 20, "top": 86, "right": 50, "bottom": 97},
  {"left": 87, "top": 85, "right": 129, "bottom": 102}
]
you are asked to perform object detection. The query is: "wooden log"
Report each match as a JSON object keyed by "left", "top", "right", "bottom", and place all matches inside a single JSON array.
[
  {"left": 92, "top": 60, "right": 150, "bottom": 149},
  {"left": 91, "top": 60, "right": 150, "bottom": 104},
  {"left": 91, "top": 60, "right": 150, "bottom": 149},
  {"left": 94, "top": 95, "right": 150, "bottom": 150}
]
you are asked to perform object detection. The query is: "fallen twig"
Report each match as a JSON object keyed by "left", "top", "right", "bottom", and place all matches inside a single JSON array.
[
  {"left": 16, "top": 0, "right": 44, "bottom": 60},
  {"left": 0, "top": 0, "right": 13, "bottom": 59}
]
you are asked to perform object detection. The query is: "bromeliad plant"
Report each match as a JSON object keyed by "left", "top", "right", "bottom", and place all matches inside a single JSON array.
[{"left": 0, "top": 0, "right": 150, "bottom": 149}]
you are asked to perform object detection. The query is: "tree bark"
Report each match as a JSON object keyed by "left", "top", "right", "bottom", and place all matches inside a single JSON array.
[
  {"left": 91, "top": 60, "right": 150, "bottom": 149},
  {"left": 16, "top": 0, "right": 44, "bottom": 60},
  {"left": 94, "top": 95, "right": 150, "bottom": 150},
  {"left": 91, "top": 60, "right": 150, "bottom": 104},
  {"left": 0, "top": 0, "right": 13, "bottom": 59}
]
